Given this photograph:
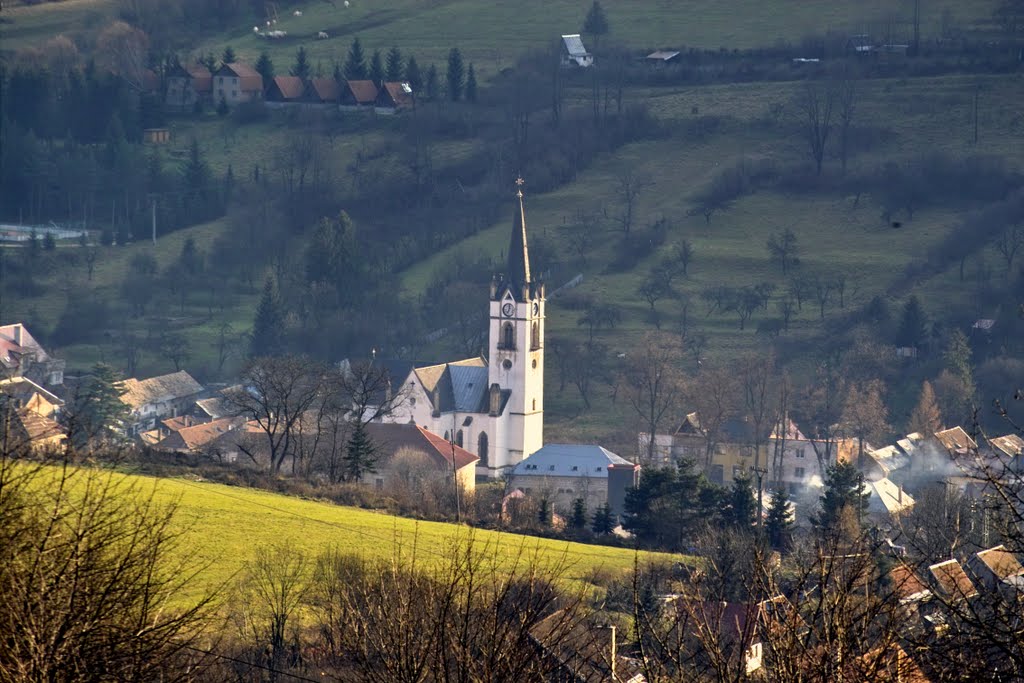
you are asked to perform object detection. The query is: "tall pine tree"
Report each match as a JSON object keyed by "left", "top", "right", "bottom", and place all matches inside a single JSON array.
[
  {"left": 291, "top": 46, "right": 311, "bottom": 80},
  {"left": 582, "top": 1, "right": 609, "bottom": 46},
  {"left": 765, "top": 488, "right": 793, "bottom": 550},
  {"left": 344, "top": 37, "right": 367, "bottom": 79},
  {"left": 570, "top": 498, "right": 587, "bottom": 530},
  {"left": 725, "top": 474, "right": 757, "bottom": 528},
  {"left": 405, "top": 56, "right": 423, "bottom": 93},
  {"left": 591, "top": 503, "right": 614, "bottom": 534},
  {"left": 67, "top": 363, "right": 129, "bottom": 447},
  {"left": 255, "top": 51, "right": 275, "bottom": 86},
  {"left": 343, "top": 421, "right": 377, "bottom": 482},
  {"left": 385, "top": 46, "right": 403, "bottom": 82},
  {"left": 369, "top": 49, "right": 384, "bottom": 84},
  {"left": 814, "top": 461, "right": 870, "bottom": 534},
  {"left": 446, "top": 48, "right": 464, "bottom": 101},
  {"left": 909, "top": 380, "right": 942, "bottom": 435},
  {"left": 250, "top": 277, "right": 285, "bottom": 357},
  {"left": 465, "top": 63, "right": 477, "bottom": 103}
]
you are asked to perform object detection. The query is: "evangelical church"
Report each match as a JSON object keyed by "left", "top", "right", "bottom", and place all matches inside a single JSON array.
[{"left": 382, "top": 181, "right": 545, "bottom": 479}]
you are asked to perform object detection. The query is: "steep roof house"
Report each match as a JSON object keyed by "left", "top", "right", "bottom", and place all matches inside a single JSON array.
[
  {"left": 928, "top": 559, "right": 978, "bottom": 601},
  {"left": 305, "top": 76, "right": 341, "bottom": 104},
  {"left": 0, "top": 377, "right": 63, "bottom": 418},
  {"left": 266, "top": 75, "right": 305, "bottom": 104},
  {"left": 213, "top": 62, "right": 264, "bottom": 105},
  {"left": 0, "top": 403, "right": 65, "bottom": 454},
  {"left": 156, "top": 416, "right": 247, "bottom": 455},
  {"left": 0, "top": 323, "right": 65, "bottom": 387},
  {"left": 166, "top": 63, "right": 213, "bottom": 110},
  {"left": 363, "top": 422, "right": 479, "bottom": 492},
  {"left": 968, "top": 545, "right": 1024, "bottom": 594},
  {"left": 340, "top": 79, "right": 378, "bottom": 107},
  {"left": 120, "top": 371, "right": 204, "bottom": 435},
  {"left": 375, "top": 81, "right": 414, "bottom": 111},
  {"left": 508, "top": 444, "right": 639, "bottom": 518},
  {"left": 560, "top": 34, "right": 594, "bottom": 67}
]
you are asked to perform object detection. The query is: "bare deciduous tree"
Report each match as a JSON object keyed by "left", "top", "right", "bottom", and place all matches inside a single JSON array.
[
  {"left": 624, "top": 334, "right": 686, "bottom": 463},
  {"left": 614, "top": 170, "right": 653, "bottom": 234},
  {"left": 794, "top": 80, "right": 838, "bottom": 176}
]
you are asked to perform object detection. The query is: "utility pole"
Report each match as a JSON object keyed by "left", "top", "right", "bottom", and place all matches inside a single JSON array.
[
  {"left": 151, "top": 196, "right": 157, "bottom": 245},
  {"left": 450, "top": 411, "right": 461, "bottom": 523},
  {"left": 973, "top": 85, "right": 980, "bottom": 144}
]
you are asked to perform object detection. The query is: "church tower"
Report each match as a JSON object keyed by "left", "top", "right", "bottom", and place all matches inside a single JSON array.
[{"left": 487, "top": 179, "right": 545, "bottom": 472}]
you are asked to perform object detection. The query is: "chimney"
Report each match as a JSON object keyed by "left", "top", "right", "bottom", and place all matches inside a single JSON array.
[
  {"left": 489, "top": 383, "right": 501, "bottom": 417},
  {"left": 13, "top": 324, "right": 22, "bottom": 346}
]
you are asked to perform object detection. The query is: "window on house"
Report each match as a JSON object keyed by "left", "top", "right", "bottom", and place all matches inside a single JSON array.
[
  {"left": 375, "top": 478, "right": 384, "bottom": 490},
  {"left": 795, "top": 467, "right": 805, "bottom": 478},
  {"left": 796, "top": 448, "right": 806, "bottom": 459},
  {"left": 549, "top": 465, "right": 555, "bottom": 471},
  {"left": 571, "top": 466, "right": 578, "bottom": 471},
  {"left": 595, "top": 467, "right": 602, "bottom": 472}
]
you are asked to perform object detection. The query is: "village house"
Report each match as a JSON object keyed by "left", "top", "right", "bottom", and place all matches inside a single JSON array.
[
  {"left": 375, "top": 81, "right": 414, "bottom": 112},
  {"left": 507, "top": 444, "right": 639, "bottom": 518},
  {"left": 0, "top": 323, "right": 65, "bottom": 387},
  {"left": 644, "top": 50, "right": 681, "bottom": 65},
  {"left": 155, "top": 416, "right": 247, "bottom": 456},
  {"left": 213, "top": 62, "right": 264, "bottom": 105},
  {"left": 265, "top": 75, "right": 305, "bottom": 105},
  {"left": 529, "top": 608, "right": 647, "bottom": 683},
  {"left": 339, "top": 79, "right": 378, "bottom": 108},
  {"left": 560, "top": 34, "right": 594, "bottom": 67},
  {"left": 363, "top": 422, "right": 478, "bottom": 492},
  {"left": 120, "top": 370, "right": 204, "bottom": 436},
  {"left": 0, "top": 376, "right": 63, "bottom": 418},
  {"left": 968, "top": 545, "right": 1024, "bottom": 595},
  {"left": 305, "top": 76, "right": 341, "bottom": 105},
  {"left": 0, "top": 406, "right": 65, "bottom": 454},
  {"left": 165, "top": 63, "right": 212, "bottom": 110},
  {"left": 928, "top": 558, "right": 978, "bottom": 602}
]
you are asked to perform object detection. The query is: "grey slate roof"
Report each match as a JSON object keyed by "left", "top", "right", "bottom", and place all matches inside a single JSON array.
[
  {"left": 561, "top": 34, "right": 589, "bottom": 58},
  {"left": 511, "top": 444, "right": 636, "bottom": 478},
  {"left": 449, "top": 364, "right": 489, "bottom": 412}
]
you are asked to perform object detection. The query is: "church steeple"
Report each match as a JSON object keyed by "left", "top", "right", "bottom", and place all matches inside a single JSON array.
[{"left": 506, "top": 178, "right": 532, "bottom": 296}]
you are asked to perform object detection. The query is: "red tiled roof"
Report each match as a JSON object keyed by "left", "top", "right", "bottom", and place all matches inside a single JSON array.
[
  {"left": 216, "top": 62, "right": 264, "bottom": 93},
  {"left": 364, "top": 422, "right": 479, "bottom": 470},
  {"left": 158, "top": 416, "right": 245, "bottom": 452},
  {"left": 890, "top": 565, "right": 931, "bottom": 602},
  {"left": 929, "top": 559, "right": 977, "bottom": 599},
  {"left": 379, "top": 81, "right": 413, "bottom": 108}
]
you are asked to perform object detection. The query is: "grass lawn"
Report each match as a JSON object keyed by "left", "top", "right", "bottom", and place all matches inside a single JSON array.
[{"left": 43, "top": 465, "right": 673, "bottom": 603}]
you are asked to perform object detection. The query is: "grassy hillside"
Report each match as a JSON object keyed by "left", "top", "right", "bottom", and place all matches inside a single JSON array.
[{"left": 49, "top": 465, "right": 670, "bottom": 601}]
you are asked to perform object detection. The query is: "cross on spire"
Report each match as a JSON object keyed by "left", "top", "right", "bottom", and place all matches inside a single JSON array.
[{"left": 515, "top": 176, "right": 525, "bottom": 198}]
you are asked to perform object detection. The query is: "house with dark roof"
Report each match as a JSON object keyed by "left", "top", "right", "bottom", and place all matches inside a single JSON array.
[
  {"left": 166, "top": 62, "right": 212, "bottom": 110},
  {"left": 0, "top": 402, "right": 65, "bottom": 454},
  {"left": 266, "top": 75, "right": 305, "bottom": 104},
  {"left": 305, "top": 76, "right": 341, "bottom": 105},
  {"left": 928, "top": 559, "right": 978, "bottom": 602},
  {"left": 0, "top": 323, "right": 65, "bottom": 387},
  {"left": 120, "top": 370, "right": 204, "bottom": 435},
  {"left": 213, "top": 62, "right": 264, "bottom": 105},
  {"left": 375, "top": 81, "right": 414, "bottom": 111},
  {"left": 339, "top": 79, "right": 379, "bottom": 108},
  {"left": 508, "top": 444, "right": 638, "bottom": 517},
  {"left": 968, "top": 545, "right": 1024, "bottom": 595},
  {"left": 560, "top": 34, "right": 594, "bottom": 67}
]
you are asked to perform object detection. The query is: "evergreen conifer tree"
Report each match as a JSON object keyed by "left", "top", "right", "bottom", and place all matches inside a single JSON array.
[
  {"left": 570, "top": 498, "right": 587, "bottom": 530},
  {"left": 369, "top": 49, "right": 384, "bottom": 84},
  {"left": 943, "top": 329, "right": 975, "bottom": 395},
  {"left": 814, "top": 461, "right": 870, "bottom": 534},
  {"left": 591, "top": 503, "right": 614, "bottom": 534},
  {"left": 465, "top": 63, "right": 477, "bottom": 103},
  {"left": 67, "top": 363, "right": 129, "bottom": 447},
  {"left": 221, "top": 46, "right": 236, "bottom": 64},
  {"left": 385, "top": 46, "right": 403, "bottom": 82},
  {"left": 537, "top": 498, "right": 551, "bottom": 527},
  {"left": 250, "top": 277, "right": 285, "bottom": 357},
  {"left": 424, "top": 64, "right": 440, "bottom": 100},
  {"left": 726, "top": 474, "right": 757, "bottom": 528},
  {"left": 291, "top": 46, "right": 311, "bottom": 80},
  {"left": 42, "top": 232, "right": 57, "bottom": 251},
  {"left": 344, "top": 37, "right": 367, "bottom": 79},
  {"left": 896, "top": 295, "right": 928, "bottom": 349},
  {"left": 765, "top": 488, "right": 793, "bottom": 550},
  {"left": 582, "top": 1, "right": 609, "bottom": 45},
  {"left": 446, "top": 48, "right": 464, "bottom": 101},
  {"left": 255, "top": 51, "right": 275, "bottom": 86},
  {"left": 405, "top": 56, "right": 423, "bottom": 93},
  {"left": 343, "top": 421, "right": 377, "bottom": 482}
]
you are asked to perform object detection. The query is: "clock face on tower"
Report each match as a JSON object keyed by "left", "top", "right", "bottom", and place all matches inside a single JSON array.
[{"left": 502, "top": 302, "right": 515, "bottom": 317}]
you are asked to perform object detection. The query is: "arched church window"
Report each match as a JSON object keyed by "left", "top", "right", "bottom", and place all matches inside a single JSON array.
[
  {"left": 444, "top": 430, "right": 450, "bottom": 441},
  {"left": 478, "top": 432, "right": 489, "bottom": 468},
  {"left": 502, "top": 322, "right": 515, "bottom": 350},
  {"left": 531, "top": 321, "right": 540, "bottom": 349},
  {"left": 455, "top": 430, "right": 464, "bottom": 447}
]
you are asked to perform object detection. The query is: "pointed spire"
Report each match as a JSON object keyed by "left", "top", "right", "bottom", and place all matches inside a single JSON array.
[{"left": 506, "top": 177, "right": 531, "bottom": 295}]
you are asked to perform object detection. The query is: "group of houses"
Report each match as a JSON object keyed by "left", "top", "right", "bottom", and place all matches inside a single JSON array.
[{"left": 164, "top": 61, "right": 414, "bottom": 113}]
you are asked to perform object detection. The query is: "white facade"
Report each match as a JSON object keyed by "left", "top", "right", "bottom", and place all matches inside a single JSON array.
[{"left": 382, "top": 186, "right": 545, "bottom": 479}]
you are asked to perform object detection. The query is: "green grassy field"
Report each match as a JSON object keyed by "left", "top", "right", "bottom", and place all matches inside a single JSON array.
[{"left": 48, "top": 465, "right": 671, "bottom": 602}]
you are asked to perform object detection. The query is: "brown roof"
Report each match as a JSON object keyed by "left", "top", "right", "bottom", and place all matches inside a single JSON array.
[
  {"left": 989, "top": 433, "right": 1024, "bottom": 458},
  {"left": 364, "top": 422, "right": 479, "bottom": 470},
  {"left": 889, "top": 565, "right": 931, "bottom": 602},
  {"left": 184, "top": 64, "right": 213, "bottom": 92},
  {"left": 378, "top": 81, "right": 413, "bottom": 108},
  {"left": 157, "top": 416, "right": 246, "bottom": 452},
  {"left": 120, "top": 371, "right": 204, "bottom": 410},
  {"left": 216, "top": 62, "right": 263, "bottom": 92},
  {"left": 0, "top": 377, "right": 63, "bottom": 410},
  {"left": 8, "top": 408, "right": 65, "bottom": 445},
  {"left": 161, "top": 415, "right": 207, "bottom": 432},
  {"left": 974, "top": 545, "right": 1024, "bottom": 582},
  {"left": 0, "top": 323, "right": 50, "bottom": 369},
  {"left": 269, "top": 75, "right": 305, "bottom": 100},
  {"left": 343, "top": 79, "right": 378, "bottom": 104},
  {"left": 934, "top": 427, "right": 977, "bottom": 453},
  {"left": 929, "top": 559, "right": 978, "bottom": 599},
  {"left": 307, "top": 77, "right": 340, "bottom": 102}
]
